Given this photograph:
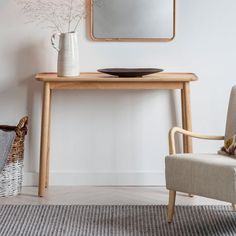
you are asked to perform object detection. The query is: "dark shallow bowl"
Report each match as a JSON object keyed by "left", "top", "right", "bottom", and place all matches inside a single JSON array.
[{"left": 98, "top": 68, "right": 164, "bottom": 77}]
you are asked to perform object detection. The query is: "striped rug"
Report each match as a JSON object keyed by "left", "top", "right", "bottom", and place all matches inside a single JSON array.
[{"left": 0, "top": 205, "right": 235, "bottom": 236}]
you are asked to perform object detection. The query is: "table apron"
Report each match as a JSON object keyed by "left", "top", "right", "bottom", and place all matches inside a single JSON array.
[{"left": 49, "top": 82, "right": 184, "bottom": 90}]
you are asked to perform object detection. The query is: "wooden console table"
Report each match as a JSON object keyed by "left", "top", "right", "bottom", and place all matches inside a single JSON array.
[{"left": 36, "top": 72, "right": 198, "bottom": 197}]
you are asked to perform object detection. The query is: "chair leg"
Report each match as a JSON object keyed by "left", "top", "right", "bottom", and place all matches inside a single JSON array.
[
  {"left": 232, "top": 204, "right": 236, "bottom": 211},
  {"left": 168, "top": 190, "right": 176, "bottom": 223}
]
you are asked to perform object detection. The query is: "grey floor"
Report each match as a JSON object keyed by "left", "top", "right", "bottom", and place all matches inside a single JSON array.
[{"left": 0, "top": 187, "right": 230, "bottom": 205}]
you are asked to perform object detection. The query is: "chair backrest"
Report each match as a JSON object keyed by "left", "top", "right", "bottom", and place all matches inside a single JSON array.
[{"left": 225, "top": 85, "right": 236, "bottom": 141}]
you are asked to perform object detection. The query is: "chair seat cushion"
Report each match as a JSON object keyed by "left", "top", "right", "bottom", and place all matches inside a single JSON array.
[{"left": 165, "top": 153, "right": 236, "bottom": 203}]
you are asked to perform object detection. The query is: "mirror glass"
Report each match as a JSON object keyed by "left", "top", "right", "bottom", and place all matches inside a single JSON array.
[{"left": 91, "top": 0, "right": 175, "bottom": 41}]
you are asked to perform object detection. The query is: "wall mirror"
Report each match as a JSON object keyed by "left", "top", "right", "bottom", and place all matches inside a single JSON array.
[{"left": 88, "top": 0, "right": 175, "bottom": 42}]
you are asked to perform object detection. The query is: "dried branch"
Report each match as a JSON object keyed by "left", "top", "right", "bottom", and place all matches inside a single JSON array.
[
  {"left": 15, "top": 0, "right": 86, "bottom": 33},
  {"left": 68, "top": 0, "right": 74, "bottom": 32}
]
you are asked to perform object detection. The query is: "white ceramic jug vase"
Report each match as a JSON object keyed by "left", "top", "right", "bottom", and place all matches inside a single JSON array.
[{"left": 51, "top": 32, "right": 80, "bottom": 77}]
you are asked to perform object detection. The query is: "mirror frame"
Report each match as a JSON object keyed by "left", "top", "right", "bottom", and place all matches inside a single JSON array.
[{"left": 87, "top": 0, "right": 176, "bottom": 42}]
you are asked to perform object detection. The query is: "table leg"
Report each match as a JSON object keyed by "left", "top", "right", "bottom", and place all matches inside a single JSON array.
[
  {"left": 181, "top": 83, "right": 193, "bottom": 153},
  {"left": 45, "top": 91, "right": 52, "bottom": 188},
  {"left": 38, "top": 82, "right": 51, "bottom": 197},
  {"left": 183, "top": 82, "right": 193, "bottom": 153},
  {"left": 181, "top": 88, "right": 188, "bottom": 153}
]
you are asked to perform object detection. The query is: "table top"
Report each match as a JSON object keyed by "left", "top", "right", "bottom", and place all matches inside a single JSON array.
[{"left": 35, "top": 72, "right": 198, "bottom": 82}]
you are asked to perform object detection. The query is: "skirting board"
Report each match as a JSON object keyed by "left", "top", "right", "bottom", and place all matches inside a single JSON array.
[{"left": 23, "top": 172, "right": 165, "bottom": 186}]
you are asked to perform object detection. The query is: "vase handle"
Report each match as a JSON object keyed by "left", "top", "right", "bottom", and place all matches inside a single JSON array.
[{"left": 51, "top": 33, "right": 60, "bottom": 52}]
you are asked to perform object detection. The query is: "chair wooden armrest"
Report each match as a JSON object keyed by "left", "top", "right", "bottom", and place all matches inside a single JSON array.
[{"left": 169, "top": 127, "right": 225, "bottom": 154}]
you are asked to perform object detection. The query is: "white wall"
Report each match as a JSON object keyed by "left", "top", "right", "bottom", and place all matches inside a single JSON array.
[{"left": 0, "top": 0, "right": 235, "bottom": 186}]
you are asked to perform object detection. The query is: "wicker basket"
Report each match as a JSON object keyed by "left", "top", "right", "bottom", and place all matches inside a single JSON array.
[{"left": 0, "top": 117, "right": 28, "bottom": 197}]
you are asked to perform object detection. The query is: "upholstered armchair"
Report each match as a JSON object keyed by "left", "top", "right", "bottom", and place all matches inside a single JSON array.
[{"left": 165, "top": 86, "right": 236, "bottom": 223}]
